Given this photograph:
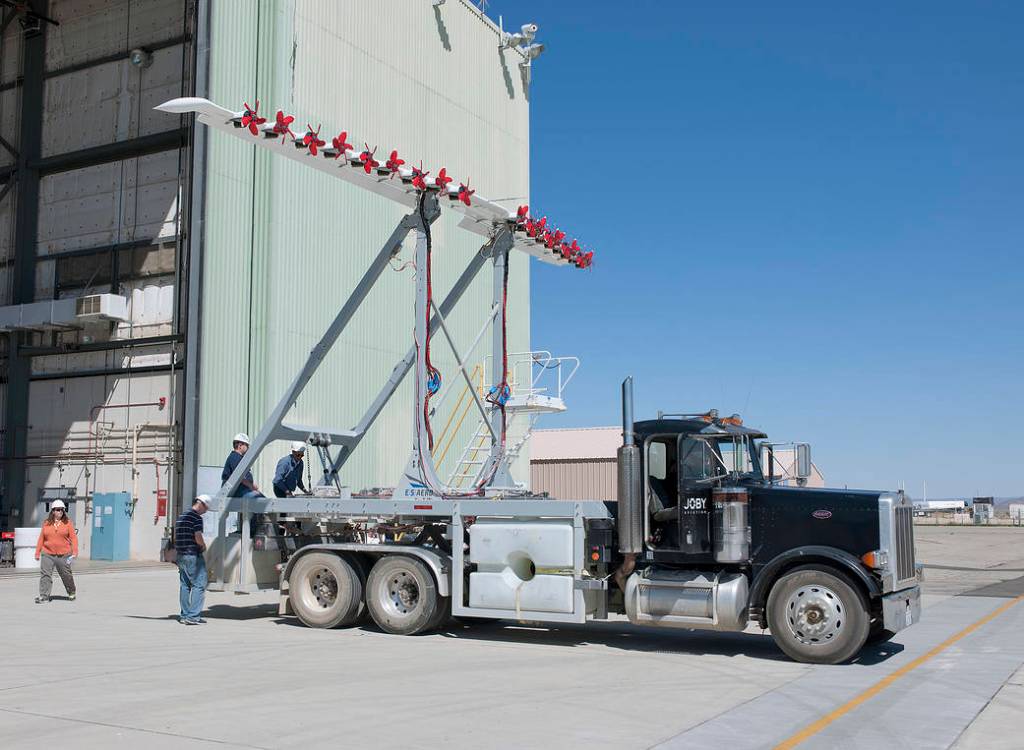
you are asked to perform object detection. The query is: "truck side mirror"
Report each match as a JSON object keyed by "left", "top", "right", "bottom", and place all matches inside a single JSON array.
[{"left": 795, "top": 443, "right": 812, "bottom": 479}]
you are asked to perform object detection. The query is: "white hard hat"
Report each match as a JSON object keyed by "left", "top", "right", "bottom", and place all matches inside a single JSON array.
[
  {"left": 291, "top": 441, "right": 306, "bottom": 453},
  {"left": 51, "top": 500, "right": 66, "bottom": 510},
  {"left": 233, "top": 432, "right": 251, "bottom": 445},
  {"left": 195, "top": 494, "right": 211, "bottom": 507}
]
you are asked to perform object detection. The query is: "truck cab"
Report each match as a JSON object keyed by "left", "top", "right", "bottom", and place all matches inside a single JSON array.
[{"left": 616, "top": 410, "right": 921, "bottom": 663}]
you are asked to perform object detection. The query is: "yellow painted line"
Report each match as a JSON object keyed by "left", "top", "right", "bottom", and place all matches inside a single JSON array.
[{"left": 774, "top": 594, "right": 1024, "bottom": 750}]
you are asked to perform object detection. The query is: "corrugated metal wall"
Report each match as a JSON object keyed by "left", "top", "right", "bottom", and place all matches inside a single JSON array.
[
  {"left": 200, "top": 0, "right": 532, "bottom": 490},
  {"left": 531, "top": 459, "right": 618, "bottom": 502}
]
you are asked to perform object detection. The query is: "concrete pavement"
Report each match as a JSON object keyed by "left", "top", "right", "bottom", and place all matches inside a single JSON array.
[{"left": 0, "top": 525, "right": 1021, "bottom": 749}]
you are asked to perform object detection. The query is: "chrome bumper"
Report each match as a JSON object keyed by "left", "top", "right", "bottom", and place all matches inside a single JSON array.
[{"left": 881, "top": 585, "right": 921, "bottom": 633}]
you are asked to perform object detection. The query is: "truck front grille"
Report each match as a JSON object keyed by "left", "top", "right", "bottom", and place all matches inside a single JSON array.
[{"left": 894, "top": 505, "right": 915, "bottom": 583}]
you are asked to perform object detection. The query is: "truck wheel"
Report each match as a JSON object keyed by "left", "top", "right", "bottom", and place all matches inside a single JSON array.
[
  {"left": 366, "top": 556, "right": 439, "bottom": 635},
  {"left": 767, "top": 567, "right": 869, "bottom": 664},
  {"left": 289, "top": 552, "right": 363, "bottom": 628}
]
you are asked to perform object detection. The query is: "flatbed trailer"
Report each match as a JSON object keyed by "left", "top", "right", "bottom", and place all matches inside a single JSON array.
[{"left": 211, "top": 495, "right": 614, "bottom": 627}]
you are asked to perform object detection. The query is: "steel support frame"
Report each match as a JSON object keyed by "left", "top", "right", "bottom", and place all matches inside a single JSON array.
[
  {"left": 218, "top": 201, "right": 440, "bottom": 502},
  {"left": 1, "top": 5, "right": 47, "bottom": 528},
  {"left": 181, "top": 0, "right": 211, "bottom": 512},
  {"left": 401, "top": 225, "right": 515, "bottom": 497},
  {"left": 212, "top": 216, "right": 519, "bottom": 588},
  {"left": 324, "top": 238, "right": 495, "bottom": 480}
]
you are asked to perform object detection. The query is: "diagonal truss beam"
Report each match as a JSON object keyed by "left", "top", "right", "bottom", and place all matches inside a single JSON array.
[{"left": 218, "top": 197, "right": 439, "bottom": 502}]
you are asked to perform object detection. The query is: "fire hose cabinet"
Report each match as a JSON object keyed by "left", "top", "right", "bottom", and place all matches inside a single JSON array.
[{"left": 90, "top": 492, "right": 132, "bottom": 561}]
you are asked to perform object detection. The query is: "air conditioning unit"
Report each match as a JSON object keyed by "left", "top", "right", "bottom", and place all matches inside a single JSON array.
[{"left": 75, "top": 294, "right": 129, "bottom": 322}]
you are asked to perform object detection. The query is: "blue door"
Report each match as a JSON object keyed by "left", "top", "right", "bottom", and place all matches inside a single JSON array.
[{"left": 90, "top": 492, "right": 131, "bottom": 561}]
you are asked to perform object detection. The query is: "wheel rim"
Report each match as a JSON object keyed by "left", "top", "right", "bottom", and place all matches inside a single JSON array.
[
  {"left": 303, "top": 566, "right": 338, "bottom": 611},
  {"left": 383, "top": 570, "right": 420, "bottom": 617},
  {"left": 784, "top": 584, "right": 845, "bottom": 645}
]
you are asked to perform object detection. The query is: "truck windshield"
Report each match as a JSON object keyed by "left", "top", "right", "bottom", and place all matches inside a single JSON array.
[{"left": 680, "top": 435, "right": 762, "bottom": 485}]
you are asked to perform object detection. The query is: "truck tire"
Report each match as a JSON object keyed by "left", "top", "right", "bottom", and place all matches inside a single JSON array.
[
  {"left": 767, "top": 566, "right": 870, "bottom": 664},
  {"left": 366, "top": 556, "right": 440, "bottom": 635},
  {"left": 289, "top": 552, "right": 364, "bottom": 628}
]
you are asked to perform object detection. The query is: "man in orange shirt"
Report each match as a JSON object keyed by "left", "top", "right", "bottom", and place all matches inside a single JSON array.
[{"left": 34, "top": 499, "right": 78, "bottom": 603}]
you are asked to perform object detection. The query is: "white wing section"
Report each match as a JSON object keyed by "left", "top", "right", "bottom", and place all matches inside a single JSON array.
[{"left": 156, "top": 97, "right": 588, "bottom": 268}]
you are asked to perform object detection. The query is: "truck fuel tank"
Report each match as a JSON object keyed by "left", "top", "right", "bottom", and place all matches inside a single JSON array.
[{"left": 624, "top": 568, "right": 749, "bottom": 632}]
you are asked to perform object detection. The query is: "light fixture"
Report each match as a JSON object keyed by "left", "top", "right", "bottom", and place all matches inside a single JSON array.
[
  {"left": 128, "top": 48, "right": 153, "bottom": 69},
  {"left": 522, "top": 43, "right": 545, "bottom": 61}
]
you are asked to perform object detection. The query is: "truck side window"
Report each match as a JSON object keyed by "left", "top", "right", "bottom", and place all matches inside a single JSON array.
[
  {"left": 646, "top": 438, "right": 677, "bottom": 514},
  {"left": 680, "top": 438, "right": 713, "bottom": 484}
]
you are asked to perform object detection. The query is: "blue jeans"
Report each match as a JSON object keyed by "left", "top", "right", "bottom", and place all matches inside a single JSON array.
[{"left": 177, "top": 553, "right": 207, "bottom": 621}]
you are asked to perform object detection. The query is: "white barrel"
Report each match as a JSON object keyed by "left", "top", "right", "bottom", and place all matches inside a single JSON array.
[{"left": 14, "top": 527, "right": 41, "bottom": 569}]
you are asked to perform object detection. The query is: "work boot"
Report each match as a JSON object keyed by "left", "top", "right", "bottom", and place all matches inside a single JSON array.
[
  {"left": 34, "top": 596, "right": 49, "bottom": 604},
  {"left": 68, "top": 593, "right": 76, "bottom": 601}
]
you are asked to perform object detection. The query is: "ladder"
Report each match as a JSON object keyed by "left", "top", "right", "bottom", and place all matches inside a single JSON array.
[{"left": 447, "top": 351, "right": 579, "bottom": 488}]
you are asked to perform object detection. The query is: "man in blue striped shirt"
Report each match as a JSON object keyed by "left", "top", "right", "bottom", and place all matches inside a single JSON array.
[{"left": 175, "top": 495, "right": 209, "bottom": 625}]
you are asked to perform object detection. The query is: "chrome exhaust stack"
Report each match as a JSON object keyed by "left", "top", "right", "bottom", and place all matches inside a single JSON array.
[{"left": 616, "top": 377, "right": 642, "bottom": 556}]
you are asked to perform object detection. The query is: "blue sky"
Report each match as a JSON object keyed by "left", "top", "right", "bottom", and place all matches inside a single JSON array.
[{"left": 487, "top": 1, "right": 1023, "bottom": 498}]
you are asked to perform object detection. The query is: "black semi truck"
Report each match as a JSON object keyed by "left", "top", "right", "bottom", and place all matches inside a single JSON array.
[{"left": 213, "top": 378, "right": 921, "bottom": 665}]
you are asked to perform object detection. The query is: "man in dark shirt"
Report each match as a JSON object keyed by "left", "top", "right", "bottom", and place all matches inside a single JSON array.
[
  {"left": 174, "top": 495, "right": 209, "bottom": 625},
  {"left": 222, "top": 432, "right": 264, "bottom": 498},
  {"left": 273, "top": 442, "right": 309, "bottom": 497}
]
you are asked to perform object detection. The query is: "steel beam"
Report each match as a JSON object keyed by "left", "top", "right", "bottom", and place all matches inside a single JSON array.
[
  {"left": 18, "top": 333, "right": 182, "bottom": 357},
  {"left": 1, "top": 4, "right": 47, "bottom": 528},
  {"left": 326, "top": 239, "right": 493, "bottom": 479},
  {"left": 29, "top": 362, "right": 183, "bottom": 381},
  {"left": 218, "top": 200, "right": 439, "bottom": 502},
  {"left": 481, "top": 243, "right": 515, "bottom": 487},
  {"left": 30, "top": 128, "right": 187, "bottom": 175},
  {"left": 182, "top": 0, "right": 211, "bottom": 510}
]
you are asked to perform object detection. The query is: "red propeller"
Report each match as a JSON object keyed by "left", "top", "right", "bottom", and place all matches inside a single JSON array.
[
  {"left": 332, "top": 131, "right": 353, "bottom": 158},
  {"left": 457, "top": 181, "right": 475, "bottom": 206},
  {"left": 272, "top": 110, "right": 295, "bottom": 142},
  {"left": 516, "top": 205, "right": 530, "bottom": 225},
  {"left": 385, "top": 149, "right": 404, "bottom": 175},
  {"left": 303, "top": 124, "right": 325, "bottom": 156},
  {"left": 241, "top": 101, "right": 266, "bottom": 135},
  {"left": 411, "top": 162, "right": 430, "bottom": 191},
  {"left": 359, "top": 144, "right": 379, "bottom": 174},
  {"left": 526, "top": 216, "right": 547, "bottom": 238},
  {"left": 575, "top": 250, "right": 594, "bottom": 269},
  {"left": 544, "top": 229, "right": 565, "bottom": 250},
  {"left": 434, "top": 167, "right": 452, "bottom": 190}
]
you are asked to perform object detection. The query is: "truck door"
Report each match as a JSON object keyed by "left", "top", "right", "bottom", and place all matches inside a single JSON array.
[{"left": 676, "top": 436, "right": 715, "bottom": 557}]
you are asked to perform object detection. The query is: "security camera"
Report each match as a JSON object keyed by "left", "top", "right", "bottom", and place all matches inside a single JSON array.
[
  {"left": 522, "top": 43, "right": 545, "bottom": 61},
  {"left": 501, "top": 23, "right": 539, "bottom": 49}
]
